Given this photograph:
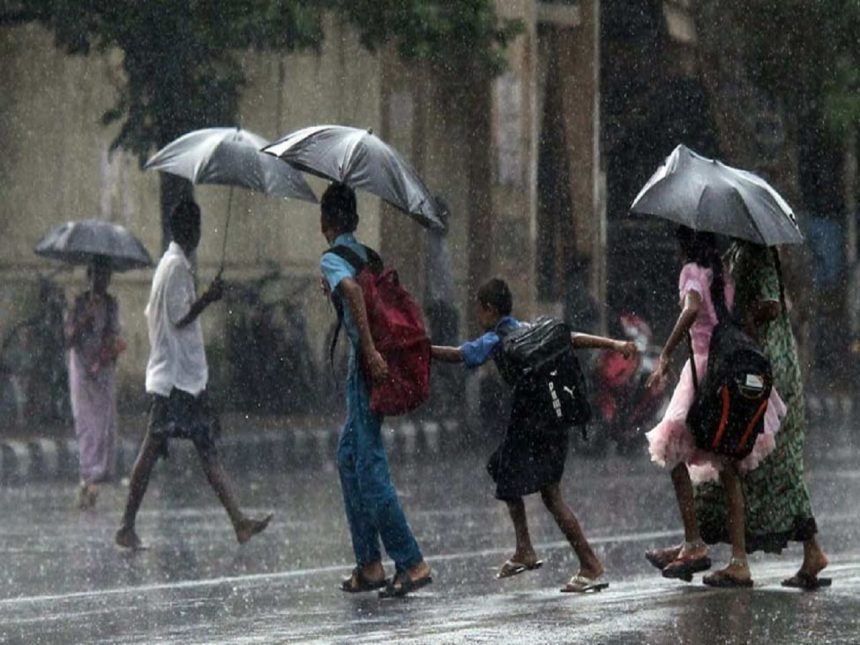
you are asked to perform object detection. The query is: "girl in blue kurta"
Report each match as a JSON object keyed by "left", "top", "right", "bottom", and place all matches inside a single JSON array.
[
  {"left": 319, "top": 183, "right": 432, "bottom": 599},
  {"left": 432, "top": 278, "right": 636, "bottom": 593}
]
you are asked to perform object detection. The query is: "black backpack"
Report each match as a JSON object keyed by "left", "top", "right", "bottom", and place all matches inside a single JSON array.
[
  {"left": 686, "top": 322, "right": 773, "bottom": 459},
  {"left": 496, "top": 316, "right": 592, "bottom": 430}
]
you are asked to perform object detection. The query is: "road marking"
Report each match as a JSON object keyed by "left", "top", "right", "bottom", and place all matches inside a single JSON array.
[
  {"left": 0, "top": 528, "right": 683, "bottom": 607},
  {"left": 1, "top": 514, "right": 857, "bottom": 609}
]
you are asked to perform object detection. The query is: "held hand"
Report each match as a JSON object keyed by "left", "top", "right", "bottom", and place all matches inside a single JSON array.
[
  {"left": 365, "top": 349, "right": 390, "bottom": 385},
  {"left": 319, "top": 276, "right": 331, "bottom": 297},
  {"left": 645, "top": 354, "right": 670, "bottom": 390},
  {"left": 204, "top": 277, "right": 225, "bottom": 304},
  {"left": 617, "top": 340, "right": 638, "bottom": 359}
]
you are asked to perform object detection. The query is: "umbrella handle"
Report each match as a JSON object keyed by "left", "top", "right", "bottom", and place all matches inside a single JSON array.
[{"left": 218, "top": 187, "right": 234, "bottom": 277}]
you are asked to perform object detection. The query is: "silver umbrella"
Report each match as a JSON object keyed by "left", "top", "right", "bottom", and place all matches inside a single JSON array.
[
  {"left": 262, "top": 125, "right": 443, "bottom": 229},
  {"left": 35, "top": 219, "right": 153, "bottom": 272},
  {"left": 630, "top": 144, "right": 803, "bottom": 246},
  {"left": 145, "top": 127, "right": 318, "bottom": 271},
  {"left": 145, "top": 127, "right": 317, "bottom": 202}
]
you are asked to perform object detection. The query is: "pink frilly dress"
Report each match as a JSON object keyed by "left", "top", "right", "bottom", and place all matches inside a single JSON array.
[{"left": 645, "top": 263, "right": 786, "bottom": 483}]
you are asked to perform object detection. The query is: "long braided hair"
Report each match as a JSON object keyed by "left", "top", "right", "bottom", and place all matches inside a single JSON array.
[{"left": 675, "top": 226, "right": 728, "bottom": 321}]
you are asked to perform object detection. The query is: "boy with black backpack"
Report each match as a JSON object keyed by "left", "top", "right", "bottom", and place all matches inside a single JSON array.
[{"left": 431, "top": 278, "right": 636, "bottom": 592}]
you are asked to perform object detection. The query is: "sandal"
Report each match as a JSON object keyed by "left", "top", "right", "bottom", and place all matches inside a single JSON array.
[
  {"left": 340, "top": 566, "right": 388, "bottom": 593},
  {"left": 378, "top": 570, "right": 433, "bottom": 599},
  {"left": 560, "top": 574, "right": 609, "bottom": 593},
  {"left": 703, "top": 569, "right": 753, "bottom": 588},
  {"left": 497, "top": 559, "right": 544, "bottom": 579},
  {"left": 662, "top": 554, "right": 712, "bottom": 582},
  {"left": 645, "top": 545, "right": 681, "bottom": 571},
  {"left": 781, "top": 572, "right": 832, "bottom": 591}
]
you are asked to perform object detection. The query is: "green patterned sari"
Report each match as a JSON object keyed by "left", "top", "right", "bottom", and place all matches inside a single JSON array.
[{"left": 694, "top": 241, "right": 817, "bottom": 553}]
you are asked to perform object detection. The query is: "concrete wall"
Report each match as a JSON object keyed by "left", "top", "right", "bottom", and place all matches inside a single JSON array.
[
  {"left": 0, "top": 3, "right": 601, "bottom": 415},
  {"left": 0, "top": 19, "right": 383, "bottom": 408}
]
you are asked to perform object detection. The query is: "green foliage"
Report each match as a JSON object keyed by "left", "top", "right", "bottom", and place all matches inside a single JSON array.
[
  {"left": 9, "top": 1, "right": 325, "bottom": 161},
  {"left": 2, "top": 1, "right": 519, "bottom": 162},
  {"left": 333, "top": 0, "right": 522, "bottom": 76},
  {"left": 721, "top": 0, "right": 860, "bottom": 135}
]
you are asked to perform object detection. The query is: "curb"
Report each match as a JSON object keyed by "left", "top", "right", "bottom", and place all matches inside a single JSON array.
[{"left": 0, "top": 418, "right": 463, "bottom": 485}]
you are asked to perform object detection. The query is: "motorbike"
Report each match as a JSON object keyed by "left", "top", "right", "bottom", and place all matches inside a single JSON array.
[{"left": 583, "top": 313, "right": 667, "bottom": 456}]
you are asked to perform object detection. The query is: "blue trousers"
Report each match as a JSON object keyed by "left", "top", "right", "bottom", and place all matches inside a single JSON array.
[{"left": 337, "top": 367, "right": 423, "bottom": 571}]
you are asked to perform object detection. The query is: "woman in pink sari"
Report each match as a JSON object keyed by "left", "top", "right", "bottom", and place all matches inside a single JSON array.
[{"left": 65, "top": 257, "right": 125, "bottom": 509}]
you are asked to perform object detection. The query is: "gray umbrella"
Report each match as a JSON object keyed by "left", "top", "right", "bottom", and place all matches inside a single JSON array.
[
  {"left": 146, "top": 127, "right": 318, "bottom": 272},
  {"left": 144, "top": 127, "right": 317, "bottom": 203},
  {"left": 262, "top": 125, "right": 443, "bottom": 229},
  {"left": 35, "top": 219, "right": 153, "bottom": 272},
  {"left": 630, "top": 144, "right": 803, "bottom": 246}
]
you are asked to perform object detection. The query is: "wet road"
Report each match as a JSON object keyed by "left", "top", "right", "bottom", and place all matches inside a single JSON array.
[{"left": 0, "top": 431, "right": 858, "bottom": 644}]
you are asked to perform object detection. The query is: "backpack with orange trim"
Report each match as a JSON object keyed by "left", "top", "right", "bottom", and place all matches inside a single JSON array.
[{"left": 686, "top": 322, "right": 773, "bottom": 460}]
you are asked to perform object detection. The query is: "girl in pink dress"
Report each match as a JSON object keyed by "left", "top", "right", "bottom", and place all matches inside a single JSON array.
[{"left": 645, "top": 227, "right": 785, "bottom": 588}]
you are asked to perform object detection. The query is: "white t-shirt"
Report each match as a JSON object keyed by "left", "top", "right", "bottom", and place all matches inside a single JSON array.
[{"left": 144, "top": 242, "right": 208, "bottom": 397}]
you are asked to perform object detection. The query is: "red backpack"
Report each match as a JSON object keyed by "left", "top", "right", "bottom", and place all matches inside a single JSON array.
[{"left": 327, "top": 245, "right": 430, "bottom": 416}]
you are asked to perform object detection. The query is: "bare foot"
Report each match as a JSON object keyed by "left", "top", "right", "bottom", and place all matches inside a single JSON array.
[
  {"left": 677, "top": 543, "right": 709, "bottom": 560},
  {"left": 716, "top": 558, "right": 751, "bottom": 584},
  {"left": 799, "top": 543, "right": 829, "bottom": 579},
  {"left": 115, "top": 526, "right": 144, "bottom": 550},
  {"left": 77, "top": 483, "right": 98, "bottom": 510},
  {"left": 645, "top": 544, "right": 682, "bottom": 570},
  {"left": 235, "top": 513, "right": 273, "bottom": 544},
  {"left": 703, "top": 560, "right": 752, "bottom": 587},
  {"left": 576, "top": 560, "right": 605, "bottom": 581},
  {"left": 509, "top": 549, "right": 540, "bottom": 568},
  {"left": 360, "top": 561, "right": 386, "bottom": 583},
  {"left": 406, "top": 560, "right": 432, "bottom": 583}
]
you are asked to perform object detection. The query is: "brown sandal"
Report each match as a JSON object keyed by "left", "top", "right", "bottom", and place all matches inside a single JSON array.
[{"left": 340, "top": 566, "right": 388, "bottom": 593}]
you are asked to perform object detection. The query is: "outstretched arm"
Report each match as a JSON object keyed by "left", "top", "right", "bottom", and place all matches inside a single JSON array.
[
  {"left": 571, "top": 332, "right": 636, "bottom": 357},
  {"left": 431, "top": 345, "right": 464, "bottom": 363}
]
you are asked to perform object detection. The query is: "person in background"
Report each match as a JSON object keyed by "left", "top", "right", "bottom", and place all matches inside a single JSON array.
[
  {"left": 65, "top": 256, "right": 123, "bottom": 509},
  {"left": 115, "top": 200, "right": 272, "bottom": 549}
]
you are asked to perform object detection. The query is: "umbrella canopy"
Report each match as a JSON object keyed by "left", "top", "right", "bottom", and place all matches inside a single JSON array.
[
  {"left": 262, "top": 125, "right": 443, "bottom": 229},
  {"left": 144, "top": 127, "right": 317, "bottom": 203},
  {"left": 630, "top": 144, "right": 803, "bottom": 246},
  {"left": 35, "top": 219, "right": 153, "bottom": 272}
]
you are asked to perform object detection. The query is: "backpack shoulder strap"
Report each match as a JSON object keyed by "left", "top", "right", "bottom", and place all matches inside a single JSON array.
[
  {"left": 686, "top": 331, "right": 699, "bottom": 392},
  {"left": 325, "top": 245, "right": 367, "bottom": 274},
  {"left": 361, "top": 245, "right": 384, "bottom": 274}
]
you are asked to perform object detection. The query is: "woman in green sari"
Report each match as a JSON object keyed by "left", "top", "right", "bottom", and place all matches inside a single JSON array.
[{"left": 647, "top": 240, "right": 829, "bottom": 589}]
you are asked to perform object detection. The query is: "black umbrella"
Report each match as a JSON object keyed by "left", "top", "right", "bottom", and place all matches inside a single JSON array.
[
  {"left": 35, "top": 219, "right": 153, "bottom": 272},
  {"left": 262, "top": 125, "right": 443, "bottom": 229},
  {"left": 630, "top": 144, "right": 803, "bottom": 246}
]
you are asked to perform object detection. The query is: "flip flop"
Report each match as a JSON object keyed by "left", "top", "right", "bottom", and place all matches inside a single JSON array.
[
  {"left": 703, "top": 570, "right": 754, "bottom": 588},
  {"left": 645, "top": 546, "right": 681, "bottom": 571},
  {"left": 340, "top": 567, "right": 388, "bottom": 593},
  {"left": 781, "top": 572, "right": 832, "bottom": 591},
  {"left": 497, "top": 559, "right": 544, "bottom": 579},
  {"left": 560, "top": 574, "right": 609, "bottom": 593},
  {"left": 662, "top": 555, "right": 712, "bottom": 582},
  {"left": 378, "top": 571, "right": 433, "bottom": 599}
]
